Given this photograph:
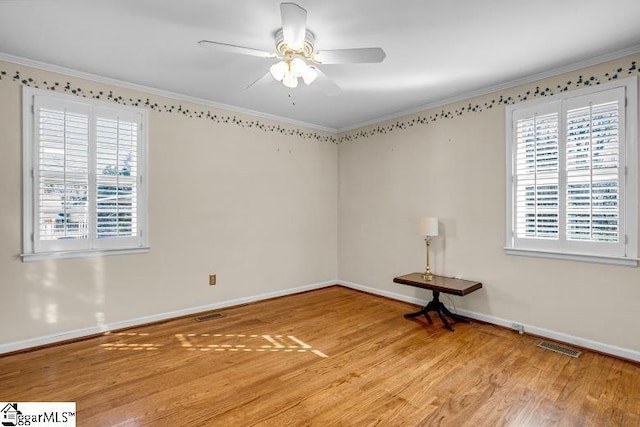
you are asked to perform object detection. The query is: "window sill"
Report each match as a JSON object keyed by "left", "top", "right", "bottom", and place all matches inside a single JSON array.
[
  {"left": 21, "top": 247, "right": 150, "bottom": 262},
  {"left": 504, "top": 247, "right": 638, "bottom": 267}
]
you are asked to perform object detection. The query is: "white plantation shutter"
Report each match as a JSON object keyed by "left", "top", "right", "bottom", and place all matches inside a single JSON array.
[
  {"left": 94, "top": 108, "right": 142, "bottom": 249},
  {"left": 23, "top": 88, "right": 148, "bottom": 260},
  {"left": 565, "top": 89, "right": 625, "bottom": 255},
  {"left": 512, "top": 102, "right": 561, "bottom": 252},
  {"left": 34, "top": 97, "right": 91, "bottom": 252},
  {"left": 506, "top": 79, "right": 636, "bottom": 264},
  {"left": 514, "top": 110, "right": 560, "bottom": 241}
]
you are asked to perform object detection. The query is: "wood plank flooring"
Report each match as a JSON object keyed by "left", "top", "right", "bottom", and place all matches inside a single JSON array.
[{"left": 1, "top": 286, "right": 639, "bottom": 426}]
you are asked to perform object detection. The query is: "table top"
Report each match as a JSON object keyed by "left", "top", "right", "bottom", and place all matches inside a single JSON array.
[{"left": 393, "top": 273, "right": 482, "bottom": 296}]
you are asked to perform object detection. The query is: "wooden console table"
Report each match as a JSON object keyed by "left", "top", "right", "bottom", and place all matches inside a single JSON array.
[{"left": 393, "top": 273, "right": 482, "bottom": 331}]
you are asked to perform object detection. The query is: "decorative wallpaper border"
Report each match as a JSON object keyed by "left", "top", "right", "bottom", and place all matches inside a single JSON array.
[
  {"left": 1, "top": 58, "right": 638, "bottom": 145},
  {"left": 0, "top": 69, "right": 338, "bottom": 144},
  {"left": 338, "top": 60, "right": 638, "bottom": 143}
]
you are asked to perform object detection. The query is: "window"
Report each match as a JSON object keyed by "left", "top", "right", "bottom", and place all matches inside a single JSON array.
[
  {"left": 505, "top": 77, "right": 638, "bottom": 265},
  {"left": 22, "top": 87, "right": 149, "bottom": 261}
]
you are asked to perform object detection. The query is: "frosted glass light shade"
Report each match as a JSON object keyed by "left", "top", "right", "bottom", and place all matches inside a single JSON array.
[
  {"left": 269, "top": 61, "right": 288, "bottom": 81},
  {"left": 419, "top": 217, "right": 439, "bottom": 237},
  {"left": 290, "top": 57, "right": 306, "bottom": 77},
  {"left": 270, "top": 57, "right": 318, "bottom": 88},
  {"left": 301, "top": 66, "right": 318, "bottom": 85},
  {"left": 282, "top": 72, "right": 298, "bottom": 88}
]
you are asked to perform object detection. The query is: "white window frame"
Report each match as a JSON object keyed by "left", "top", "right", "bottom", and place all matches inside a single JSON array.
[
  {"left": 505, "top": 77, "right": 638, "bottom": 266},
  {"left": 22, "top": 87, "right": 149, "bottom": 261}
]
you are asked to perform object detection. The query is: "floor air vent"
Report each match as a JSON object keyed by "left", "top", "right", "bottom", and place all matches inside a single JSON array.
[
  {"left": 195, "top": 313, "right": 225, "bottom": 322},
  {"left": 537, "top": 341, "right": 581, "bottom": 358}
]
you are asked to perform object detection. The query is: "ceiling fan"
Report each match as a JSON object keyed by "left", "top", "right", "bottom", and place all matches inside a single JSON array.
[{"left": 198, "top": 2, "right": 386, "bottom": 96}]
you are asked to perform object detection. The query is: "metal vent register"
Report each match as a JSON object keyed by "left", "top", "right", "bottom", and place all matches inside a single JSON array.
[
  {"left": 195, "top": 312, "right": 225, "bottom": 322},
  {"left": 537, "top": 341, "right": 581, "bottom": 358}
]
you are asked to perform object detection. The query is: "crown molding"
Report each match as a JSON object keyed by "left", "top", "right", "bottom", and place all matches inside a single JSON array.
[
  {"left": 0, "top": 52, "right": 338, "bottom": 134},
  {"left": 338, "top": 43, "right": 640, "bottom": 133}
]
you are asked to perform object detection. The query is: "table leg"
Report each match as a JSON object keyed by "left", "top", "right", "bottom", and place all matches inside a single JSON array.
[
  {"left": 404, "top": 308, "right": 434, "bottom": 324},
  {"left": 403, "top": 291, "right": 468, "bottom": 331},
  {"left": 436, "top": 309, "right": 454, "bottom": 331},
  {"left": 423, "top": 311, "right": 434, "bottom": 324},
  {"left": 404, "top": 309, "right": 424, "bottom": 319},
  {"left": 440, "top": 303, "right": 469, "bottom": 324}
]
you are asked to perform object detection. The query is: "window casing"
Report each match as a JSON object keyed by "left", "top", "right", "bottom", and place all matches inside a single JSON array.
[
  {"left": 22, "top": 87, "right": 149, "bottom": 261},
  {"left": 505, "top": 77, "right": 638, "bottom": 266}
]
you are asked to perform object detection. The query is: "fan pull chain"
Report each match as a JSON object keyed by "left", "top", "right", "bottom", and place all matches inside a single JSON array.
[{"left": 288, "top": 93, "right": 296, "bottom": 106}]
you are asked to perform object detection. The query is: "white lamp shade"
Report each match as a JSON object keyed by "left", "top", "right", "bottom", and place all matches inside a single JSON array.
[{"left": 419, "top": 217, "right": 439, "bottom": 237}]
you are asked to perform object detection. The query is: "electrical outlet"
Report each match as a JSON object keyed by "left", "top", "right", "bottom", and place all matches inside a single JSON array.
[
  {"left": 209, "top": 274, "right": 216, "bottom": 286},
  {"left": 511, "top": 323, "right": 524, "bottom": 334}
]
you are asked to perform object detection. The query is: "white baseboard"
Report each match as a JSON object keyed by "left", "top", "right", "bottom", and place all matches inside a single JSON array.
[
  {"left": 0, "top": 280, "right": 336, "bottom": 355},
  {"left": 337, "top": 280, "right": 640, "bottom": 363},
  {"left": 5, "top": 278, "right": 640, "bottom": 363}
]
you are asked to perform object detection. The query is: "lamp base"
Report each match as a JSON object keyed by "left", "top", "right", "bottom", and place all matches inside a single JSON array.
[
  {"left": 422, "top": 271, "right": 433, "bottom": 281},
  {"left": 422, "top": 238, "right": 434, "bottom": 281}
]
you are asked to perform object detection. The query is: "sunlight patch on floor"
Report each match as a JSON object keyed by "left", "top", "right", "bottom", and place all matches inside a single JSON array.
[
  {"left": 98, "top": 332, "right": 327, "bottom": 357},
  {"left": 177, "top": 333, "right": 328, "bottom": 358}
]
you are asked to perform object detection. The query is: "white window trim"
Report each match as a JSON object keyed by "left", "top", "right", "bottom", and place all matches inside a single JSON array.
[
  {"left": 505, "top": 76, "right": 638, "bottom": 266},
  {"left": 21, "top": 86, "right": 149, "bottom": 262}
]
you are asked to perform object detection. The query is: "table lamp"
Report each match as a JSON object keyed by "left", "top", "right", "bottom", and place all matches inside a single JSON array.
[{"left": 419, "top": 217, "right": 439, "bottom": 280}]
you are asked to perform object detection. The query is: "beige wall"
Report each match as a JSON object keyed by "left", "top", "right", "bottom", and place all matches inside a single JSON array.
[
  {"left": 2, "top": 53, "right": 640, "bottom": 357},
  {"left": 338, "top": 54, "right": 640, "bottom": 354},
  {"left": 0, "top": 61, "right": 338, "bottom": 348}
]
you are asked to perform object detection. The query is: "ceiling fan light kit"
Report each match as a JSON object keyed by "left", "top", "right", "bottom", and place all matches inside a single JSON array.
[
  {"left": 270, "top": 57, "right": 318, "bottom": 88},
  {"left": 270, "top": 28, "right": 319, "bottom": 88},
  {"left": 198, "top": 2, "right": 385, "bottom": 94}
]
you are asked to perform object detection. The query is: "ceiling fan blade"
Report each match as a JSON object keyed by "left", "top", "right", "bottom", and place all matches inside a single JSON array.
[
  {"left": 280, "top": 2, "right": 307, "bottom": 50},
  {"left": 314, "top": 48, "right": 386, "bottom": 64},
  {"left": 311, "top": 67, "right": 342, "bottom": 97},
  {"left": 198, "top": 40, "right": 275, "bottom": 58},
  {"left": 246, "top": 71, "right": 274, "bottom": 90}
]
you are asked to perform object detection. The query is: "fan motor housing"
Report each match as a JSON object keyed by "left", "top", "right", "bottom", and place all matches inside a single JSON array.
[{"left": 274, "top": 28, "right": 315, "bottom": 59}]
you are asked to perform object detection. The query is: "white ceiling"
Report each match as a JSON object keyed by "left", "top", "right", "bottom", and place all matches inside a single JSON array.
[{"left": 1, "top": 0, "right": 640, "bottom": 131}]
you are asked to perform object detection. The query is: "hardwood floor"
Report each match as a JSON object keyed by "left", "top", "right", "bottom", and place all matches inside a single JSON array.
[{"left": 1, "top": 286, "right": 639, "bottom": 426}]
